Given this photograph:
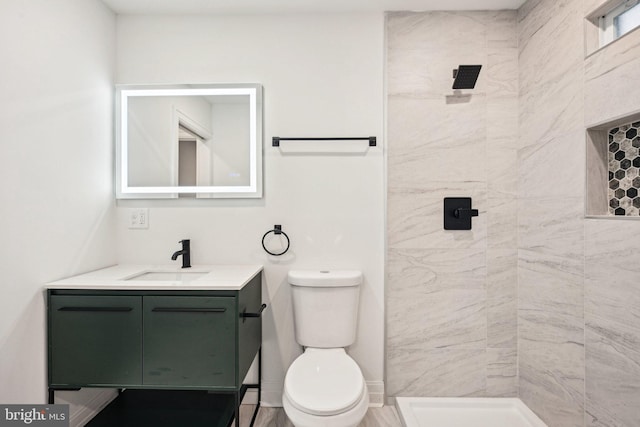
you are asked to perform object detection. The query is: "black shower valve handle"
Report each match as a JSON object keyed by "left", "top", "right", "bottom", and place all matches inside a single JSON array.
[
  {"left": 444, "top": 197, "right": 477, "bottom": 231},
  {"left": 454, "top": 208, "right": 479, "bottom": 219}
]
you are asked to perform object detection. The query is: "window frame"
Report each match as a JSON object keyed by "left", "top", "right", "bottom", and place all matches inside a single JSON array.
[{"left": 599, "top": 0, "right": 640, "bottom": 46}]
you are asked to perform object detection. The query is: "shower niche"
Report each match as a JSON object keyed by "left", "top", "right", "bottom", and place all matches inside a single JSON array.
[{"left": 586, "top": 111, "right": 640, "bottom": 217}]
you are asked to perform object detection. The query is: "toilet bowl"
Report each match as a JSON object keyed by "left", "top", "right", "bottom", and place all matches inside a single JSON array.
[
  {"left": 283, "top": 270, "right": 369, "bottom": 427},
  {"left": 283, "top": 348, "right": 369, "bottom": 427}
]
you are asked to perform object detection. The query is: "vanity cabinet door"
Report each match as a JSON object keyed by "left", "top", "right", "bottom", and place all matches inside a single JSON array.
[
  {"left": 143, "top": 296, "right": 236, "bottom": 388},
  {"left": 49, "top": 295, "right": 142, "bottom": 387}
]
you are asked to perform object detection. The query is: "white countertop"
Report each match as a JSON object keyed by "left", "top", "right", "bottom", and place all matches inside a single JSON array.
[{"left": 46, "top": 264, "right": 263, "bottom": 291}]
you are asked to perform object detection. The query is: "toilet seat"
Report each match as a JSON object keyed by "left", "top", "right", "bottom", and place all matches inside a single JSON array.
[{"left": 284, "top": 348, "right": 365, "bottom": 416}]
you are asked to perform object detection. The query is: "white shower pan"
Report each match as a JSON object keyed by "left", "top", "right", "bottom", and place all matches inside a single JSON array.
[{"left": 396, "top": 397, "right": 547, "bottom": 427}]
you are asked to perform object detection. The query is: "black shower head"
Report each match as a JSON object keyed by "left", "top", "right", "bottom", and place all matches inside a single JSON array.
[{"left": 452, "top": 65, "right": 482, "bottom": 90}]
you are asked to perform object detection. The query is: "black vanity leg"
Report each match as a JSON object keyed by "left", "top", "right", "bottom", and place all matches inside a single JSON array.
[
  {"left": 233, "top": 347, "right": 262, "bottom": 427},
  {"left": 249, "top": 348, "right": 261, "bottom": 427},
  {"left": 235, "top": 392, "right": 240, "bottom": 427},
  {"left": 48, "top": 388, "right": 54, "bottom": 404}
]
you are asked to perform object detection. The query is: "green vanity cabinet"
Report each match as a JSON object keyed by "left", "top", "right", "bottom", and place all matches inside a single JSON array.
[
  {"left": 48, "top": 295, "right": 143, "bottom": 387},
  {"left": 47, "top": 272, "right": 262, "bottom": 393},
  {"left": 143, "top": 296, "right": 236, "bottom": 387}
]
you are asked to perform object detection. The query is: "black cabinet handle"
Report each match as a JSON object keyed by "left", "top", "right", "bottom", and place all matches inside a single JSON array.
[
  {"left": 241, "top": 303, "right": 267, "bottom": 322},
  {"left": 58, "top": 307, "right": 133, "bottom": 312},
  {"left": 151, "top": 307, "right": 226, "bottom": 313}
]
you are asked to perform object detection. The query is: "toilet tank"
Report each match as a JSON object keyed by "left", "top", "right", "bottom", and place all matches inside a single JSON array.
[{"left": 288, "top": 270, "right": 362, "bottom": 348}]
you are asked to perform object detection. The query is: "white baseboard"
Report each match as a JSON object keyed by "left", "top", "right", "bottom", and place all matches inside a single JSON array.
[
  {"left": 366, "top": 381, "right": 385, "bottom": 407},
  {"left": 259, "top": 380, "right": 285, "bottom": 407}
]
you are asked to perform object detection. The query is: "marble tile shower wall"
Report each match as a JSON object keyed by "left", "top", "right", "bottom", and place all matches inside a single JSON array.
[
  {"left": 386, "top": 11, "right": 518, "bottom": 400},
  {"left": 520, "top": 0, "right": 640, "bottom": 426},
  {"left": 387, "top": 2, "right": 640, "bottom": 425},
  {"left": 517, "top": 0, "right": 586, "bottom": 426},
  {"left": 584, "top": 0, "right": 640, "bottom": 425}
]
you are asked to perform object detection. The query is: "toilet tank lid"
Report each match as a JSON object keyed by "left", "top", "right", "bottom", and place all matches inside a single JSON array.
[{"left": 288, "top": 270, "right": 362, "bottom": 287}]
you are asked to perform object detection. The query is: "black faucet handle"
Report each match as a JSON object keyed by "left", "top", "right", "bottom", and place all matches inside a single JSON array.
[
  {"left": 454, "top": 208, "right": 479, "bottom": 219},
  {"left": 173, "top": 240, "right": 191, "bottom": 268}
]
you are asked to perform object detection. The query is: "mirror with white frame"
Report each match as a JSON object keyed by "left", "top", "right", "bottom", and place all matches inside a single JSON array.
[{"left": 115, "top": 84, "right": 262, "bottom": 199}]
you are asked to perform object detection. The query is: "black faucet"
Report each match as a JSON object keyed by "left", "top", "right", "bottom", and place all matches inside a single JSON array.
[{"left": 171, "top": 239, "right": 191, "bottom": 268}]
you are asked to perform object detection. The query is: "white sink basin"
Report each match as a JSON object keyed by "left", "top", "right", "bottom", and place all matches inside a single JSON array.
[{"left": 127, "top": 271, "right": 208, "bottom": 282}]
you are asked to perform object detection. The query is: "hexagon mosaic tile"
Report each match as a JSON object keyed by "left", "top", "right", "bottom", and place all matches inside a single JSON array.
[{"left": 609, "top": 121, "right": 640, "bottom": 215}]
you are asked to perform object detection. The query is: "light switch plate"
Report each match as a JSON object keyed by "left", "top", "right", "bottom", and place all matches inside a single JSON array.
[{"left": 129, "top": 208, "right": 149, "bottom": 229}]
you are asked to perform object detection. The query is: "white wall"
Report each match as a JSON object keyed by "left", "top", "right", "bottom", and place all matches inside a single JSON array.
[
  {"left": 0, "top": 0, "right": 116, "bottom": 411},
  {"left": 115, "top": 13, "right": 385, "bottom": 405}
]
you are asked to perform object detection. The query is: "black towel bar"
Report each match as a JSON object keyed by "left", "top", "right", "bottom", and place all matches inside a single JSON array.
[{"left": 272, "top": 136, "right": 376, "bottom": 147}]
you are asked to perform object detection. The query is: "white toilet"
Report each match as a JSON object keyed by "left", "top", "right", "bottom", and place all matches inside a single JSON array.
[{"left": 282, "top": 270, "right": 369, "bottom": 427}]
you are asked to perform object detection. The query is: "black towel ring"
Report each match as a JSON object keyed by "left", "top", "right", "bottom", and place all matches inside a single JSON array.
[{"left": 262, "top": 225, "right": 290, "bottom": 256}]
